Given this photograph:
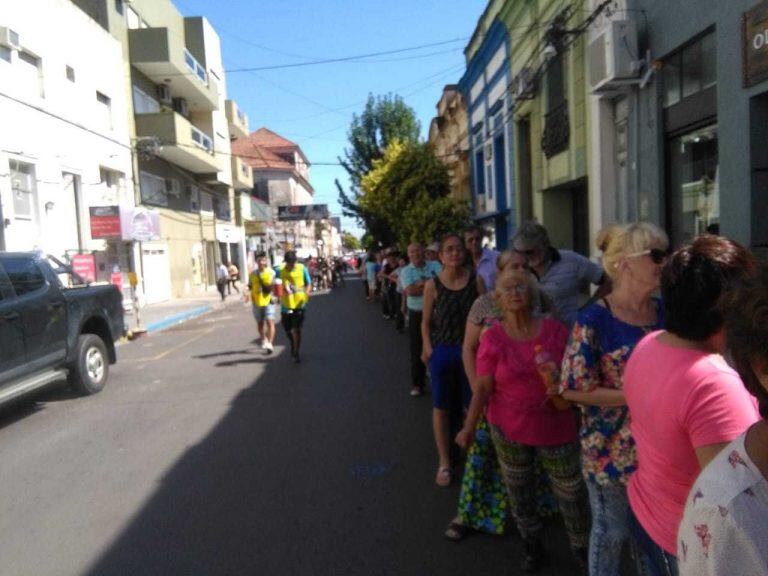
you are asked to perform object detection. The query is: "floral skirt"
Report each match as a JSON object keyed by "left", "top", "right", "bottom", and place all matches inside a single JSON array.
[{"left": 456, "top": 417, "right": 557, "bottom": 535}]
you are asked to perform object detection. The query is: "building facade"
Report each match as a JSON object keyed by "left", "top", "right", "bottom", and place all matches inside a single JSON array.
[
  {"left": 459, "top": 8, "right": 515, "bottom": 250},
  {"left": 0, "top": 0, "right": 135, "bottom": 284},
  {"left": 428, "top": 85, "right": 471, "bottom": 203}
]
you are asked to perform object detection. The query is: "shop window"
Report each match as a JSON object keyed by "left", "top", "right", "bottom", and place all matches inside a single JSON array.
[
  {"left": 667, "top": 125, "right": 719, "bottom": 245},
  {"left": 663, "top": 32, "right": 716, "bottom": 108}
]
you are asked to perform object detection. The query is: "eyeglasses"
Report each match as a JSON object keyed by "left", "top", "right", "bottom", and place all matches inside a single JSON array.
[
  {"left": 627, "top": 248, "right": 669, "bottom": 264},
  {"left": 498, "top": 284, "right": 530, "bottom": 295}
]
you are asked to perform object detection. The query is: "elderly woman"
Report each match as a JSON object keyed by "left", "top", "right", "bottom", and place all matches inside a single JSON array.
[
  {"left": 560, "top": 222, "right": 667, "bottom": 576},
  {"left": 623, "top": 235, "right": 760, "bottom": 576},
  {"left": 457, "top": 268, "right": 589, "bottom": 573},
  {"left": 422, "top": 233, "right": 481, "bottom": 487},
  {"left": 677, "top": 265, "right": 768, "bottom": 575}
]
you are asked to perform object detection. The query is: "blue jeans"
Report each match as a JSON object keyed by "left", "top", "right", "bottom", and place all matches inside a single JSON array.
[
  {"left": 587, "top": 481, "right": 631, "bottom": 576},
  {"left": 629, "top": 508, "right": 679, "bottom": 576}
]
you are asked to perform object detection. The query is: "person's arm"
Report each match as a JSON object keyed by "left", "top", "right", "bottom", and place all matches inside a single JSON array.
[
  {"left": 456, "top": 375, "right": 493, "bottom": 449},
  {"left": 404, "top": 280, "right": 425, "bottom": 296},
  {"left": 561, "top": 388, "right": 626, "bottom": 406},
  {"left": 303, "top": 267, "right": 312, "bottom": 296},
  {"left": 462, "top": 320, "right": 483, "bottom": 393},
  {"left": 420, "top": 279, "right": 436, "bottom": 365},
  {"left": 476, "top": 275, "right": 486, "bottom": 296},
  {"left": 694, "top": 442, "right": 731, "bottom": 470}
]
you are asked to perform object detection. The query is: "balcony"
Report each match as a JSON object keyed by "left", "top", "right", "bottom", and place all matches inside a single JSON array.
[
  {"left": 128, "top": 27, "right": 218, "bottom": 111},
  {"left": 135, "top": 111, "right": 218, "bottom": 173},
  {"left": 225, "top": 100, "right": 249, "bottom": 139},
  {"left": 231, "top": 155, "right": 253, "bottom": 190}
]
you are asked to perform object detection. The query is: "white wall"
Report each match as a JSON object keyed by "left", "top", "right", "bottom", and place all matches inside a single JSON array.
[{"left": 0, "top": 0, "right": 133, "bottom": 257}]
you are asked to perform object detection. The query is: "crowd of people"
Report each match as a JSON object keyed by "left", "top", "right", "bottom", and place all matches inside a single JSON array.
[{"left": 361, "top": 222, "right": 768, "bottom": 576}]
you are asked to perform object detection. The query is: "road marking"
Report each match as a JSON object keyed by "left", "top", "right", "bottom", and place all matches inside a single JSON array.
[{"left": 128, "top": 328, "right": 215, "bottom": 362}]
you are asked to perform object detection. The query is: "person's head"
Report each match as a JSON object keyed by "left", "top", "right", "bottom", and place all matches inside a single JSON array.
[
  {"left": 425, "top": 242, "right": 439, "bottom": 262},
  {"left": 600, "top": 222, "right": 669, "bottom": 290},
  {"left": 512, "top": 221, "right": 552, "bottom": 269},
  {"left": 725, "top": 265, "right": 768, "bottom": 418},
  {"left": 387, "top": 251, "right": 398, "bottom": 264},
  {"left": 284, "top": 250, "right": 298, "bottom": 270},
  {"left": 255, "top": 251, "right": 268, "bottom": 270},
  {"left": 439, "top": 233, "right": 466, "bottom": 269},
  {"left": 463, "top": 226, "right": 484, "bottom": 256},
  {"left": 407, "top": 242, "right": 425, "bottom": 267},
  {"left": 367, "top": 249, "right": 376, "bottom": 261},
  {"left": 494, "top": 268, "right": 539, "bottom": 316},
  {"left": 663, "top": 235, "right": 757, "bottom": 343},
  {"left": 496, "top": 248, "right": 528, "bottom": 274}
]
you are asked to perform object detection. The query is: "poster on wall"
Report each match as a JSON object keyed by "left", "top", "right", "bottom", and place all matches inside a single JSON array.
[
  {"left": 71, "top": 254, "right": 96, "bottom": 283},
  {"left": 89, "top": 206, "right": 122, "bottom": 239},
  {"left": 120, "top": 207, "right": 161, "bottom": 242}
]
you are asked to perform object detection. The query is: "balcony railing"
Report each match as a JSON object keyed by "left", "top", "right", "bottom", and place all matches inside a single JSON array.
[
  {"left": 184, "top": 49, "right": 208, "bottom": 85},
  {"left": 542, "top": 101, "right": 570, "bottom": 158},
  {"left": 191, "top": 125, "right": 213, "bottom": 153}
]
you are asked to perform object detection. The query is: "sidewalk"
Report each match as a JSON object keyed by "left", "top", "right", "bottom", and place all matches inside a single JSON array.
[{"left": 125, "top": 289, "right": 246, "bottom": 335}]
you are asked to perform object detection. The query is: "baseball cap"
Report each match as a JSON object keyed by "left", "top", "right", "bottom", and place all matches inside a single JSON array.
[{"left": 425, "top": 242, "right": 439, "bottom": 253}]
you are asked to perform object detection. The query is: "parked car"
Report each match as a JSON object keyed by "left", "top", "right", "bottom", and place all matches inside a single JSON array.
[{"left": 0, "top": 252, "right": 124, "bottom": 407}]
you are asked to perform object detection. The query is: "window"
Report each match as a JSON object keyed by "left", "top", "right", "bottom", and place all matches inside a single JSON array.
[
  {"left": 663, "top": 32, "right": 716, "bottom": 108},
  {"left": 66, "top": 65, "right": 75, "bottom": 82},
  {"left": 0, "top": 46, "right": 10, "bottom": 63},
  {"left": 191, "top": 125, "right": 213, "bottom": 153},
  {"left": 3, "top": 257, "right": 45, "bottom": 296},
  {"left": 18, "top": 50, "right": 43, "bottom": 98},
  {"left": 132, "top": 86, "right": 160, "bottom": 114},
  {"left": 114, "top": 0, "right": 124, "bottom": 15},
  {"left": 10, "top": 160, "right": 35, "bottom": 220},
  {"left": 546, "top": 53, "right": 566, "bottom": 112},
  {"left": 139, "top": 171, "right": 168, "bottom": 207},
  {"left": 126, "top": 6, "right": 140, "bottom": 29},
  {"left": 96, "top": 91, "right": 112, "bottom": 129}
]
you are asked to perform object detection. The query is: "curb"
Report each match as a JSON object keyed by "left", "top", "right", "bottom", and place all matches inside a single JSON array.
[{"left": 144, "top": 305, "right": 213, "bottom": 333}]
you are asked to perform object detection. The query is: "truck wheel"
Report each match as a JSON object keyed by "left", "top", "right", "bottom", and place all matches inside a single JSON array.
[{"left": 69, "top": 334, "right": 109, "bottom": 395}]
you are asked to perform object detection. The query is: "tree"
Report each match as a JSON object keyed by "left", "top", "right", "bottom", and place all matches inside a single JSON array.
[
  {"left": 359, "top": 140, "right": 470, "bottom": 247},
  {"left": 336, "top": 94, "right": 421, "bottom": 246},
  {"left": 341, "top": 231, "right": 361, "bottom": 251}
]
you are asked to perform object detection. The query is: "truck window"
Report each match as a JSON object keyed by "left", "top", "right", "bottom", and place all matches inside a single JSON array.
[{"left": 2, "top": 257, "right": 46, "bottom": 296}]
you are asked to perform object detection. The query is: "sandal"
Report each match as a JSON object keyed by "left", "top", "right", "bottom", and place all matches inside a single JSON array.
[
  {"left": 435, "top": 466, "right": 452, "bottom": 487},
  {"left": 444, "top": 519, "right": 469, "bottom": 542}
]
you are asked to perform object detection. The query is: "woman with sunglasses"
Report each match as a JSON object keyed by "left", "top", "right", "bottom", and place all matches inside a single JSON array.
[
  {"left": 457, "top": 268, "right": 589, "bottom": 573},
  {"left": 560, "top": 222, "right": 668, "bottom": 576}
]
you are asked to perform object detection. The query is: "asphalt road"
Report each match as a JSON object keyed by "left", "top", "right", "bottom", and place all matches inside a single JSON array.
[{"left": 0, "top": 278, "right": 585, "bottom": 576}]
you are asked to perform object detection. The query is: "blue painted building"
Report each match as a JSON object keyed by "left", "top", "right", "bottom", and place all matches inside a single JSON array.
[{"left": 458, "top": 18, "right": 514, "bottom": 249}]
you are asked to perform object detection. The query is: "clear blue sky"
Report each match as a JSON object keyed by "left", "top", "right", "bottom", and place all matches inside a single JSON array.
[{"left": 173, "top": 0, "right": 488, "bottom": 238}]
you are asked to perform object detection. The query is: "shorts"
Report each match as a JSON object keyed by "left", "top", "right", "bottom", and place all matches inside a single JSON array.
[
  {"left": 281, "top": 308, "right": 305, "bottom": 331},
  {"left": 428, "top": 344, "right": 471, "bottom": 410},
  {"left": 252, "top": 304, "right": 276, "bottom": 323}
]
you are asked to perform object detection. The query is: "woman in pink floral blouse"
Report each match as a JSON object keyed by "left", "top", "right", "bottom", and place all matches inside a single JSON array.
[{"left": 560, "top": 222, "right": 668, "bottom": 576}]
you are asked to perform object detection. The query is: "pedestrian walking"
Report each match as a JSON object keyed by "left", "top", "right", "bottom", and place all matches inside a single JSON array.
[
  {"left": 678, "top": 264, "right": 768, "bottom": 576},
  {"left": 456, "top": 268, "right": 589, "bottom": 573},
  {"left": 401, "top": 242, "right": 442, "bottom": 396},
  {"left": 464, "top": 225, "right": 499, "bottom": 292},
  {"left": 560, "top": 222, "right": 668, "bottom": 576},
  {"left": 623, "top": 235, "right": 760, "bottom": 576},
  {"left": 275, "top": 251, "right": 312, "bottom": 363},
  {"left": 512, "top": 222, "right": 607, "bottom": 326},
  {"left": 248, "top": 252, "right": 277, "bottom": 354},
  {"left": 228, "top": 262, "right": 240, "bottom": 294},
  {"left": 216, "top": 261, "right": 229, "bottom": 301},
  {"left": 421, "top": 234, "right": 480, "bottom": 487},
  {"left": 365, "top": 250, "right": 379, "bottom": 301}
]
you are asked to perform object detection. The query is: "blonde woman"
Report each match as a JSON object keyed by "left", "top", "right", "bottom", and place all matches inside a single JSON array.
[{"left": 560, "top": 222, "right": 668, "bottom": 576}]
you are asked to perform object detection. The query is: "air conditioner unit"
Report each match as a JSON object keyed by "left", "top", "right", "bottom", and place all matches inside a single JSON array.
[
  {"left": 172, "top": 97, "right": 188, "bottom": 117},
  {"left": 0, "top": 27, "right": 20, "bottom": 50},
  {"left": 588, "top": 20, "right": 640, "bottom": 94},
  {"left": 511, "top": 67, "right": 537, "bottom": 101},
  {"left": 156, "top": 84, "right": 172, "bottom": 105}
]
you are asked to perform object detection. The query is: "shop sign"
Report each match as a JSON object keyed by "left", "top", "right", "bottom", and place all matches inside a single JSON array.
[
  {"left": 744, "top": 0, "right": 768, "bottom": 87},
  {"left": 71, "top": 253, "right": 96, "bottom": 283},
  {"left": 245, "top": 221, "right": 267, "bottom": 235},
  {"left": 120, "top": 207, "right": 161, "bottom": 242},
  {"left": 277, "top": 204, "right": 329, "bottom": 221},
  {"left": 110, "top": 270, "right": 123, "bottom": 293},
  {"left": 89, "top": 206, "right": 122, "bottom": 239},
  {"left": 216, "top": 224, "right": 242, "bottom": 243}
]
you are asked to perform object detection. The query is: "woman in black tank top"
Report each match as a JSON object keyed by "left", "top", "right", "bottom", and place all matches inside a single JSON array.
[{"left": 421, "top": 234, "right": 481, "bottom": 487}]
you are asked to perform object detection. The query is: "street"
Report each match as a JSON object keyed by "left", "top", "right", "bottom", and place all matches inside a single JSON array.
[{"left": 0, "top": 278, "right": 580, "bottom": 576}]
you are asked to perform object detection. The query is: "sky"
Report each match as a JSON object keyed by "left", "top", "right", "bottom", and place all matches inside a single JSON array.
[{"left": 172, "top": 0, "right": 488, "bottom": 238}]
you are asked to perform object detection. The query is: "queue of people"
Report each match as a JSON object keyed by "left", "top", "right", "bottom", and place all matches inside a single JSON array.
[{"left": 363, "top": 221, "right": 768, "bottom": 576}]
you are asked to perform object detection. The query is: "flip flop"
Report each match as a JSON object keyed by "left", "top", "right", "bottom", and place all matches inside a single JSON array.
[
  {"left": 435, "top": 467, "right": 452, "bottom": 487},
  {"left": 444, "top": 520, "right": 469, "bottom": 542}
]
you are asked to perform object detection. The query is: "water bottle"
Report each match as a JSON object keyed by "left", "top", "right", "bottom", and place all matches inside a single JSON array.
[{"left": 534, "top": 344, "right": 571, "bottom": 411}]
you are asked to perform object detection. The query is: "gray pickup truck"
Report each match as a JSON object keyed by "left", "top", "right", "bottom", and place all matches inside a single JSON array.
[{"left": 0, "top": 252, "right": 124, "bottom": 407}]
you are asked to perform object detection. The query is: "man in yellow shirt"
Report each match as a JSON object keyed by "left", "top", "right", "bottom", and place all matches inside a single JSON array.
[
  {"left": 275, "top": 251, "right": 311, "bottom": 363},
  {"left": 248, "top": 252, "right": 276, "bottom": 354}
]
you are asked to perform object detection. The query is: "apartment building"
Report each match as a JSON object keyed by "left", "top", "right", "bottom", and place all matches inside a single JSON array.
[
  {"left": 0, "top": 0, "right": 135, "bottom": 283},
  {"left": 71, "top": 0, "right": 243, "bottom": 303}
]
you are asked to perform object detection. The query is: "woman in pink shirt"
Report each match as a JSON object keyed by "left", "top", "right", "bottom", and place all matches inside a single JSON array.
[
  {"left": 456, "top": 268, "right": 589, "bottom": 574},
  {"left": 623, "top": 235, "right": 760, "bottom": 576}
]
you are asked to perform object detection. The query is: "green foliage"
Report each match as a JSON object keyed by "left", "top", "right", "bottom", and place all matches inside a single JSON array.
[
  {"left": 341, "top": 231, "right": 361, "bottom": 251},
  {"left": 336, "top": 94, "right": 421, "bottom": 246},
  {"left": 359, "top": 140, "right": 470, "bottom": 247}
]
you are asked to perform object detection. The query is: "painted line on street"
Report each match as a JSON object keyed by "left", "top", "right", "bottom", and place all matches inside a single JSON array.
[
  {"left": 145, "top": 305, "right": 213, "bottom": 333},
  {"left": 130, "top": 327, "right": 216, "bottom": 362}
]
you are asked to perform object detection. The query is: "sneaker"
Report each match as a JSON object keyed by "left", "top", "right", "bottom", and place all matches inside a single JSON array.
[
  {"left": 264, "top": 341, "right": 273, "bottom": 354},
  {"left": 260, "top": 339, "right": 267, "bottom": 349},
  {"left": 410, "top": 387, "right": 423, "bottom": 397}
]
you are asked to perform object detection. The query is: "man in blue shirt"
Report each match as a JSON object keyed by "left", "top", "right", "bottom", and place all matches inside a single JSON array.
[
  {"left": 400, "top": 242, "right": 442, "bottom": 396},
  {"left": 464, "top": 226, "right": 499, "bottom": 292}
]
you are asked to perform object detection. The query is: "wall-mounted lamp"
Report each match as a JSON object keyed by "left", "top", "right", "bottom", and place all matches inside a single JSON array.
[{"left": 45, "top": 201, "right": 55, "bottom": 212}]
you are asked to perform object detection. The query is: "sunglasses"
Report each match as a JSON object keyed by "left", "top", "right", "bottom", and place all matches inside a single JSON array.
[{"left": 627, "top": 248, "right": 670, "bottom": 264}]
